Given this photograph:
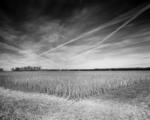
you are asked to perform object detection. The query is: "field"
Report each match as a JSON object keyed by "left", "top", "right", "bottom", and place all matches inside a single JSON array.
[{"left": 0, "top": 71, "right": 150, "bottom": 120}]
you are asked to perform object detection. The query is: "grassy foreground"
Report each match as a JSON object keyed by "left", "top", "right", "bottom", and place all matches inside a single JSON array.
[{"left": 0, "top": 87, "right": 150, "bottom": 120}]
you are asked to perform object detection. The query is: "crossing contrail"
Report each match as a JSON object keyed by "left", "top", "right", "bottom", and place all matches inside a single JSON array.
[
  {"left": 72, "top": 3, "right": 150, "bottom": 59},
  {"left": 39, "top": 5, "right": 142, "bottom": 57}
]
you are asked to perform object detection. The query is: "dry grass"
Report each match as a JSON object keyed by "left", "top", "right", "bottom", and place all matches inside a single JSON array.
[
  {"left": 0, "top": 87, "right": 150, "bottom": 120},
  {"left": 0, "top": 71, "right": 150, "bottom": 99}
]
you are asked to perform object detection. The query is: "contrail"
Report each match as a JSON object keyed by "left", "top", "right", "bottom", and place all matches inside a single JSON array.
[
  {"left": 39, "top": 5, "right": 142, "bottom": 56},
  {"left": 72, "top": 3, "right": 150, "bottom": 59},
  {"left": 72, "top": 30, "right": 150, "bottom": 56},
  {"left": 39, "top": 19, "right": 126, "bottom": 56}
]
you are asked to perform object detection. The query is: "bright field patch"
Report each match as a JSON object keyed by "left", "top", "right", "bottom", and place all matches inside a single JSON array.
[
  {"left": 0, "top": 87, "right": 150, "bottom": 120},
  {"left": 0, "top": 88, "right": 150, "bottom": 120}
]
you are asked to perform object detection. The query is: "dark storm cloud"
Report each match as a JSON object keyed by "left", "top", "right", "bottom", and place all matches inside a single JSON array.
[
  {"left": 0, "top": 0, "right": 148, "bottom": 27},
  {"left": 0, "top": 0, "right": 150, "bottom": 69}
]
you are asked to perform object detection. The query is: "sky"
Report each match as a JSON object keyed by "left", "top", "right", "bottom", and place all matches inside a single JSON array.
[{"left": 0, "top": 0, "right": 150, "bottom": 70}]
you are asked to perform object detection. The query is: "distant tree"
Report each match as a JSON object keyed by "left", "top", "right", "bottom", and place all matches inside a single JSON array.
[
  {"left": 11, "top": 66, "right": 41, "bottom": 71},
  {"left": 0, "top": 68, "right": 4, "bottom": 71}
]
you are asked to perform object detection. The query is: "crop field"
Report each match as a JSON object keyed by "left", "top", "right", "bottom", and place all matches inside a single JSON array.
[
  {"left": 0, "top": 71, "right": 150, "bottom": 99},
  {"left": 0, "top": 71, "right": 150, "bottom": 120}
]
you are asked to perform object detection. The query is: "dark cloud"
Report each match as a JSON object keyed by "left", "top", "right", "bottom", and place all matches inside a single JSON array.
[{"left": 0, "top": 0, "right": 149, "bottom": 25}]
